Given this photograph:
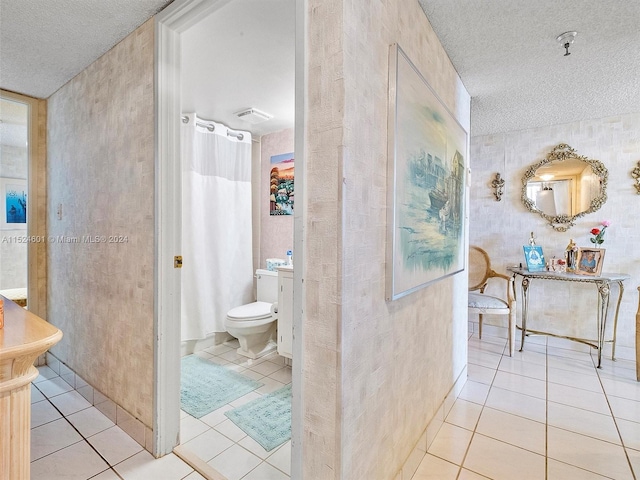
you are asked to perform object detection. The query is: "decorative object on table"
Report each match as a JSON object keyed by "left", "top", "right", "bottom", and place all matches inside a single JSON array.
[
  {"left": 528, "top": 231, "right": 537, "bottom": 246},
  {"left": 548, "top": 256, "right": 566, "bottom": 272},
  {"left": 589, "top": 220, "right": 610, "bottom": 245},
  {"left": 565, "top": 238, "right": 578, "bottom": 272},
  {"left": 385, "top": 44, "right": 467, "bottom": 301},
  {"left": 631, "top": 161, "right": 640, "bottom": 195},
  {"left": 575, "top": 247, "right": 605, "bottom": 276},
  {"left": 523, "top": 245, "right": 546, "bottom": 272},
  {"left": 521, "top": 144, "right": 608, "bottom": 232},
  {"left": 491, "top": 173, "right": 505, "bottom": 201}
]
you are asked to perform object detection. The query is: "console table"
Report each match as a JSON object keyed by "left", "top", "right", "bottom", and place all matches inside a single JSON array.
[{"left": 507, "top": 268, "right": 630, "bottom": 368}]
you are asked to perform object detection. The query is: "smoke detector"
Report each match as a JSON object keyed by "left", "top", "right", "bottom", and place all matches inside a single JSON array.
[{"left": 234, "top": 108, "right": 273, "bottom": 124}]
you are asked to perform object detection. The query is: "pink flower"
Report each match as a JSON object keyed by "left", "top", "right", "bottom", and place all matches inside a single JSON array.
[{"left": 601, "top": 220, "right": 611, "bottom": 227}]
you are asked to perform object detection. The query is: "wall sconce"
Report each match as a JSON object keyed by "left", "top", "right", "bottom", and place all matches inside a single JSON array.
[
  {"left": 491, "top": 173, "right": 505, "bottom": 201},
  {"left": 632, "top": 161, "right": 640, "bottom": 194}
]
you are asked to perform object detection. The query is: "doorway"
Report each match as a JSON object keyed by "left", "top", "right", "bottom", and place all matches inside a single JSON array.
[
  {"left": 154, "top": 0, "right": 304, "bottom": 477},
  {"left": 0, "top": 89, "right": 47, "bottom": 318}
]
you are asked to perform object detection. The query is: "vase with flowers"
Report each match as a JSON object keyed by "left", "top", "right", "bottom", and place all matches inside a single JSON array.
[{"left": 590, "top": 220, "right": 610, "bottom": 245}]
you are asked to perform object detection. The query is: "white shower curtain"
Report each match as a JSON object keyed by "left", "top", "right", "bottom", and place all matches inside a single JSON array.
[{"left": 181, "top": 113, "right": 254, "bottom": 341}]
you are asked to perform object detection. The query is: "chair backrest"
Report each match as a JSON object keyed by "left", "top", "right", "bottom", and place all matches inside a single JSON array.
[{"left": 469, "top": 246, "right": 491, "bottom": 291}]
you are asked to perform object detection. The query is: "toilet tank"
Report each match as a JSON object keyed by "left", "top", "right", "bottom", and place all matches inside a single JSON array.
[{"left": 255, "top": 269, "right": 278, "bottom": 303}]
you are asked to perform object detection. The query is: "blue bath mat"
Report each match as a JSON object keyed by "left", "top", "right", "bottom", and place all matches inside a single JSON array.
[
  {"left": 180, "top": 355, "right": 263, "bottom": 418},
  {"left": 225, "top": 383, "right": 292, "bottom": 451}
]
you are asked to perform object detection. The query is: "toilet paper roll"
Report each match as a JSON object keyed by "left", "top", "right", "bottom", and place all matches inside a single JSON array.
[
  {"left": 266, "top": 258, "right": 286, "bottom": 271},
  {"left": 271, "top": 302, "right": 278, "bottom": 317}
]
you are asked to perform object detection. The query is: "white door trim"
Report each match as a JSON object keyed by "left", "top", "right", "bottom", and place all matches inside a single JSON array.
[{"left": 153, "top": 1, "right": 305, "bottom": 468}]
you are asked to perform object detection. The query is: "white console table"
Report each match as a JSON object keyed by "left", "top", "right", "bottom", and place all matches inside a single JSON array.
[{"left": 507, "top": 267, "right": 630, "bottom": 368}]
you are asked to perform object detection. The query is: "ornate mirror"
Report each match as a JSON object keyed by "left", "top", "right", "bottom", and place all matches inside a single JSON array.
[{"left": 521, "top": 144, "right": 608, "bottom": 231}]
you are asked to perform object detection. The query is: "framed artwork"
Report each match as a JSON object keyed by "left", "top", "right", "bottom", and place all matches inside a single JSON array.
[
  {"left": 575, "top": 247, "right": 605, "bottom": 276},
  {"left": 386, "top": 44, "right": 468, "bottom": 301},
  {"left": 269, "top": 152, "right": 294, "bottom": 216},
  {"left": 1, "top": 177, "right": 27, "bottom": 230},
  {"left": 523, "top": 245, "right": 545, "bottom": 272}
]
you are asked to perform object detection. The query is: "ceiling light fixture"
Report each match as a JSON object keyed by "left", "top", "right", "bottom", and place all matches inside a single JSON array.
[{"left": 556, "top": 31, "right": 577, "bottom": 56}]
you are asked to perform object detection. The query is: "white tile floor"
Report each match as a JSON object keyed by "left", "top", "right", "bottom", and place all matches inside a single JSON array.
[
  {"left": 30, "top": 368, "right": 199, "bottom": 480},
  {"left": 32, "top": 332, "right": 640, "bottom": 479},
  {"left": 178, "top": 341, "right": 292, "bottom": 480},
  {"left": 412, "top": 330, "right": 640, "bottom": 480},
  {"left": 29, "top": 340, "right": 291, "bottom": 480}
]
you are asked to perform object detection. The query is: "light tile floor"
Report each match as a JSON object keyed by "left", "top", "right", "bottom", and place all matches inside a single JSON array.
[
  {"left": 412, "top": 330, "right": 640, "bottom": 480},
  {"left": 30, "top": 369, "right": 200, "bottom": 480},
  {"left": 32, "top": 332, "right": 640, "bottom": 479},
  {"left": 30, "top": 339, "right": 291, "bottom": 480},
  {"left": 178, "top": 340, "right": 292, "bottom": 480}
]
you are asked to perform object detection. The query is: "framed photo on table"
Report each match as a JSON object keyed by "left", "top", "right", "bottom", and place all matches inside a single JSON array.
[
  {"left": 576, "top": 247, "right": 605, "bottom": 276},
  {"left": 523, "top": 245, "right": 545, "bottom": 272}
]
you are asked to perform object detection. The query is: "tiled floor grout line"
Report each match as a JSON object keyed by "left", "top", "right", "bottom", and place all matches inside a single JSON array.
[
  {"left": 452, "top": 333, "right": 507, "bottom": 480},
  {"left": 31, "top": 381, "right": 126, "bottom": 479},
  {"left": 594, "top": 357, "right": 638, "bottom": 480},
  {"left": 178, "top": 343, "right": 293, "bottom": 479},
  {"left": 544, "top": 337, "right": 548, "bottom": 480}
]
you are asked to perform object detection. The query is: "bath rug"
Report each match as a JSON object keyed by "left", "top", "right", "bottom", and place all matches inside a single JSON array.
[
  {"left": 180, "top": 355, "right": 263, "bottom": 418},
  {"left": 225, "top": 383, "right": 292, "bottom": 452}
]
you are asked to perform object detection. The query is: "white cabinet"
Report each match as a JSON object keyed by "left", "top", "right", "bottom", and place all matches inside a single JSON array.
[{"left": 277, "top": 266, "right": 293, "bottom": 359}]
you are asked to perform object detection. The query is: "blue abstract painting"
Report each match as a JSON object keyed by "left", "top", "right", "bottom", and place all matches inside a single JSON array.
[{"left": 5, "top": 183, "right": 27, "bottom": 224}]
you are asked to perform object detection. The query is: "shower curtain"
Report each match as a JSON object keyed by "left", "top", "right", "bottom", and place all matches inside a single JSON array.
[{"left": 181, "top": 113, "right": 254, "bottom": 341}]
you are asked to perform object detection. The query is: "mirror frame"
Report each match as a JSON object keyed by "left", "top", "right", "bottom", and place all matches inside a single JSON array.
[{"left": 521, "top": 143, "right": 608, "bottom": 232}]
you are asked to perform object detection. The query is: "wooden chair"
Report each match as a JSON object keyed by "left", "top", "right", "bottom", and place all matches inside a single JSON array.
[
  {"left": 468, "top": 246, "right": 516, "bottom": 356},
  {"left": 636, "top": 286, "right": 639, "bottom": 381}
]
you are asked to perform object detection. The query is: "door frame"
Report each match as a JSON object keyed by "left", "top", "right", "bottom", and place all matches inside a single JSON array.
[
  {"left": 154, "top": 4, "right": 305, "bottom": 476},
  {"left": 0, "top": 89, "right": 47, "bottom": 319}
]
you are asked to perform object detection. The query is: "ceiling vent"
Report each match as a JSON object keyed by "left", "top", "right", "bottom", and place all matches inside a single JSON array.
[{"left": 234, "top": 108, "right": 273, "bottom": 124}]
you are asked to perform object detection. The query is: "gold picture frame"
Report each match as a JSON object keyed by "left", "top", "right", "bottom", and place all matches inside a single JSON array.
[{"left": 575, "top": 247, "right": 605, "bottom": 276}]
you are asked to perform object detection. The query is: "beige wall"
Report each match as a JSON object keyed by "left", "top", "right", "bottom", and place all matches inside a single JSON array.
[
  {"left": 46, "top": 20, "right": 155, "bottom": 428},
  {"left": 470, "top": 112, "right": 640, "bottom": 358},
  {"left": 304, "top": 1, "right": 470, "bottom": 478},
  {"left": 259, "top": 128, "right": 294, "bottom": 268}
]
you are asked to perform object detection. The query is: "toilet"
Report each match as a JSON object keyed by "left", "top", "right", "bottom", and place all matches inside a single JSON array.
[{"left": 225, "top": 269, "right": 278, "bottom": 359}]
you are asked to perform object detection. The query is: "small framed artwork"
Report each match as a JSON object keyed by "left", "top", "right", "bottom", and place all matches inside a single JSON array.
[
  {"left": 523, "top": 245, "right": 545, "bottom": 272},
  {"left": 1, "top": 177, "right": 27, "bottom": 230},
  {"left": 575, "top": 247, "right": 605, "bottom": 276}
]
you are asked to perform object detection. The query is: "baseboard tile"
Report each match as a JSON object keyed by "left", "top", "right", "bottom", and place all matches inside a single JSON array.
[
  {"left": 400, "top": 365, "right": 468, "bottom": 480},
  {"left": 45, "top": 351, "right": 153, "bottom": 453}
]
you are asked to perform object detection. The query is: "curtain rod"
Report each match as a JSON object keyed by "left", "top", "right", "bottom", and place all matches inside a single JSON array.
[{"left": 181, "top": 115, "right": 245, "bottom": 141}]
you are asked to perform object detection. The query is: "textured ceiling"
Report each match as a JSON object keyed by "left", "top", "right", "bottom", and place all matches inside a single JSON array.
[
  {"left": 418, "top": 0, "right": 640, "bottom": 136},
  {"left": 180, "top": 0, "right": 295, "bottom": 137},
  {"left": 2, "top": 1, "right": 639, "bottom": 137},
  {"left": 0, "top": 0, "right": 172, "bottom": 99}
]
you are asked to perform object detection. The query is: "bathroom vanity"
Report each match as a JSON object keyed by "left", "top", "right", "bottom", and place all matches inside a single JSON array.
[
  {"left": 0, "top": 295, "right": 62, "bottom": 479},
  {"left": 277, "top": 266, "right": 293, "bottom": 359}
]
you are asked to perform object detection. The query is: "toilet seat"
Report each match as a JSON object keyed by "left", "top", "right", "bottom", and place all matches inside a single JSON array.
[{"left": 227, "top": 301, "right": 272, "bottom": 321}]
